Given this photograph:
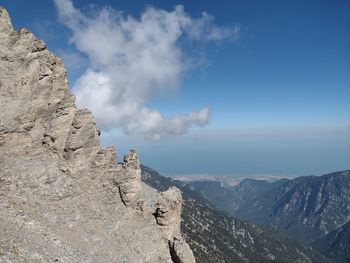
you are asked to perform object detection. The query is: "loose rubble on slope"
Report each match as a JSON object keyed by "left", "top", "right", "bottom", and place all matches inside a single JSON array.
[{"left": 0, "top": 7, "right": 194, "bottom": 263}]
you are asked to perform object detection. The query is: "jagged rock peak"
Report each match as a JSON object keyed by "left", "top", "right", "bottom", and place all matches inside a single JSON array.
[
  {"left": 0, "top": 7, "right": 194, "bottom": 263},
  {"left": 123, "top": 148, "right": 140, "bottom": 168},
  {"left": 0, "top": 6, "right": 13, "bottom": 33},
  {"left": 114, "top": 149, "right": 142, "bottom": 207}
]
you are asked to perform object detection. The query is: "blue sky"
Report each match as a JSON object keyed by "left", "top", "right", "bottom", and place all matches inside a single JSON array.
[{"left": 2, "top": 0, "right": 350, "bottom": 177}]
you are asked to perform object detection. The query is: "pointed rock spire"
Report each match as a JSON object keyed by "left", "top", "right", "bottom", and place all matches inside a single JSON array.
[
  {"left": 114, "top": 149, "right": 142, "bottom": 206},
  {"left": 0, "top": 6, "right": 13, "bottom": 34}
]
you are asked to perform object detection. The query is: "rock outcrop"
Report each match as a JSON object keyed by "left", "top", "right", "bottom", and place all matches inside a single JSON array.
[
  {"left": 155, "top": 187, "right": 183, "bottom": 240},
  {"left": 154, "top": 187, "right": 196, "bottom": 263},
  {"left": 0, "top": 7, "right": 194, "bottom": 263},
  {"left": 113, "top": 149, "right": 142, "bottom": 207}
]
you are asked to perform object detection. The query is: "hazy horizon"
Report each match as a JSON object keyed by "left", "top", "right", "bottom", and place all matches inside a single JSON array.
[{"left": 101, "top": 126, "right": 350, "bottom": 177}]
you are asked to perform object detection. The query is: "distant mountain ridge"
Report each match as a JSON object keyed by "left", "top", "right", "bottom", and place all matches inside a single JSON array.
[
  {"left": 141, "top": 165, "right": 330, "bottom": 263},
  {"left": 187, "top": 170, "right": 350, "bottom": 244}
]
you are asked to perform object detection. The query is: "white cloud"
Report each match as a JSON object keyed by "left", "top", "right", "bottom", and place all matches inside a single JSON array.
[{"left": 54, "top": 0, "right": 237, "bottom": 138}]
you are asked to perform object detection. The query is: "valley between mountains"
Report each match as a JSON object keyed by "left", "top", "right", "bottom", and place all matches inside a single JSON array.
[
  {"left": 142, "top": 166, "right": 350, "bottom": 263},
  {"left": 173, "top": 169, "right": 350, "bottom": 262}
]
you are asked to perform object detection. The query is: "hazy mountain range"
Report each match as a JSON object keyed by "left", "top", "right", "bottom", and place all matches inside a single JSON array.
[
  {"left": 184, "top": 170, "right": 350, "bottom": 262},
  {"left": 141, "top": 165, "right": 331, "bottom": 263},
  {"left": 186, "top": 171, "right": 350, "bottom": 242}
]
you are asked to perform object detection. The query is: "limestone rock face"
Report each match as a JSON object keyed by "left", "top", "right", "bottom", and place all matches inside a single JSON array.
[
  {"left": 155, "top": 188, "right": 196, "bottom": 263},
  {"left": 0, "top": 7, "right": 194, "bottom": 263},
  {"left": 155, "top": 187, "right": 183, "bottom": 239},
  {"left": 114, "top": 149, "right": 142, "bottom": 206},
  {"left": 170, "top": 239, "right": 196, "bottom": 263},
  {"left": 0, "top": 7, "right": 13, "bottom": 34}
]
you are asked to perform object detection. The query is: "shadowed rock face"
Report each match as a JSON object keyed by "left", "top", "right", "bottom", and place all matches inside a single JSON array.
[
  {"left": 312, "top": 221, "right": 350, "bottom": 263},
  {"left": 0, "top": 7, "right": 194, "bottom": 263}
]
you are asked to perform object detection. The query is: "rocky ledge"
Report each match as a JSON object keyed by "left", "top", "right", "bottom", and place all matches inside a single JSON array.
[{"left": 0, "top": 7, "right": 194, "bottom": 263}]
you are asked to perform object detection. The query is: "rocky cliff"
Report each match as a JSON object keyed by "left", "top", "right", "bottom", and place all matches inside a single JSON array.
[{"left": 0, "top": 7, "right": 194, "bottom": 263}]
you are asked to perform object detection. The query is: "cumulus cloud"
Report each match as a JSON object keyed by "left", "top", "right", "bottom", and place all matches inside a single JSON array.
[{"left": 54, "top": 0, "right": 237, "bottom": 139}]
